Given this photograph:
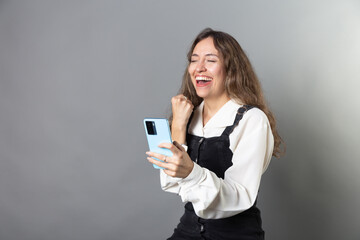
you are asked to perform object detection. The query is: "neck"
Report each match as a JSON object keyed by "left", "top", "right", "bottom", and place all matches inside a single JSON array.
[{"left": 202, "top": 94, "right": 231, "bottom": 125}]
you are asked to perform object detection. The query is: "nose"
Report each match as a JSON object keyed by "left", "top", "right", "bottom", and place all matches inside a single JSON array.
[{"left": 196, "top": 60, "right": 206, "bottom": 72}]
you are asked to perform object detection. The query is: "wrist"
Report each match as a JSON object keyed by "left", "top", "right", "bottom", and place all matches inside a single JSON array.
[
  {"left": 171, "top": 121, "right": 187, "bottom": 131},
  {"left": 180, "top": 162, "right": 200, "bottom": 185},
  {"left": 171, "top": 129, "right": 186, "bottom": 145}
]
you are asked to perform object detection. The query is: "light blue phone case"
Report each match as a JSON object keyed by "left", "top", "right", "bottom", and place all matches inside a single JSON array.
[{"left": 144, "top": 118, "right": 173, "bottom": 169}]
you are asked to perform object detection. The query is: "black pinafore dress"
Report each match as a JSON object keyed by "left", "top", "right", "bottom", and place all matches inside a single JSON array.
[{"left": 168, "top": 105, "right": 265, "bottom": 240}]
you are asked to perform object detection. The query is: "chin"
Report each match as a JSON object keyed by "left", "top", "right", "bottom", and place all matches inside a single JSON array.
[{"left": 195, "top": 90, "right": 209, "bottom": 99}]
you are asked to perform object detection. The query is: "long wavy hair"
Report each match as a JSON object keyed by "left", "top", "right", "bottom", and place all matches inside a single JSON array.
[{"left": 174, "top": 28, "right": 284, "bottom": 158}]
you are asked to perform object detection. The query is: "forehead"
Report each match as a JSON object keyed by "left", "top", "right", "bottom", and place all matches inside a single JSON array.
[{"left": 192, "top": 37, "right": 219, "bottom": 55}]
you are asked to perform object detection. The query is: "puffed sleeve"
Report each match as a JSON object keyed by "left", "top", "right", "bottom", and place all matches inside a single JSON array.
[{"left": 164, "top": 109, "right": 274, "bottom": 219}]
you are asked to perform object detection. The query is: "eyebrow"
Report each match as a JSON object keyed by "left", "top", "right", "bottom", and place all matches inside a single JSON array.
[{"left": 191, "top": 53, "right": 219, "bottom": 58}]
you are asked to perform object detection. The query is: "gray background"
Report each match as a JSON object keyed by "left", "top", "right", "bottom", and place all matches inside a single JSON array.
[{"left": 0, "top": 1, "right": 359, "bottom": 239}]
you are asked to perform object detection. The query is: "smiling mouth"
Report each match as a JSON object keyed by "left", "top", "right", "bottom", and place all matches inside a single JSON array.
[{"left": 195, "top": 76, "right": 212, "bottom": 86}]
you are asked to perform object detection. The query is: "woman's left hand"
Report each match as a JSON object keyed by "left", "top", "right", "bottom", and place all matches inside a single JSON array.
[{"left": 146, "top": 141, "right": 194, "bottom": 178}]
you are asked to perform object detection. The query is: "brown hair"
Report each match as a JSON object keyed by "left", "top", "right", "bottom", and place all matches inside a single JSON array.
[{"left": 176, "top": 28, "right": 284, "bottom": 158}]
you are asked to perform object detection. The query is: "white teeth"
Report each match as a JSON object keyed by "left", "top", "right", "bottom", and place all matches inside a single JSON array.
[{"left": 196, "top": 76, "right": 212, "bottom": 81}]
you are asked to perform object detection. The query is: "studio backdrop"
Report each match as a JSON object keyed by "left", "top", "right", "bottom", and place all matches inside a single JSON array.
[{"left": 0, "top": 1, "right": 359, "bottom": 240}]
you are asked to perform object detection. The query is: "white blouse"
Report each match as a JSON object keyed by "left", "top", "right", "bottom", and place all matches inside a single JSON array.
[{"left": 160, "top": 99, "right": 274, "bottom": 219}]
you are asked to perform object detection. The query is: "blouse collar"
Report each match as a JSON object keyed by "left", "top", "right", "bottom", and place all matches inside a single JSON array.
[{"left": 189, "top": 99, "right": 242, "bottom": 134}]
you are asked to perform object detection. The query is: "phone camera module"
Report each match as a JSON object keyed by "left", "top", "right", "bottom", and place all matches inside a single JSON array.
[{"left": 145, "top": 121, "right": 157, "bottom": 135}]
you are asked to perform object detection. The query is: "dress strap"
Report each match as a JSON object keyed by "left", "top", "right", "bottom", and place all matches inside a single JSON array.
[{"left": 221, "top": 105, "right": 254, "bottom": 137}]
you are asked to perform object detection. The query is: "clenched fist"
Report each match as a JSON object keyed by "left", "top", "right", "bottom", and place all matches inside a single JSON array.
[{"left": 171, "top": 94, "right": 194, "bottom": 144}]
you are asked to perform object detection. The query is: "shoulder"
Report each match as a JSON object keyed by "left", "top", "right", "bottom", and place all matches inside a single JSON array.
[
  {"left": 229, "top": 106, "right": 274, "bottom": 152},
  {"left": 235, "top": 107, "right": 271, "bottom": 136},
  {"left": 243, "top": 107, "right": 269, "bottom": 125},
  {"left": 230, "top": 101, "right": 269, "bottom": 125}
]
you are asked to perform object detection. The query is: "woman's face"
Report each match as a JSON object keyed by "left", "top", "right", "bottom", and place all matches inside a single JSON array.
[{"left": 188, "top": 37, "right": 227, "bottom": 101}]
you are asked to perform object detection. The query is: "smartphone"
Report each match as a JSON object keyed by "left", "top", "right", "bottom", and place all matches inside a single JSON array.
[{"left": 144, "top": 118, "right": 173, "bottom": 169}]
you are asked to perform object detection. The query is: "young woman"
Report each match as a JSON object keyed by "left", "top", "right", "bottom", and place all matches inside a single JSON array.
[{"left": 146, "top": 28, "right": 284, "bottom": 240}]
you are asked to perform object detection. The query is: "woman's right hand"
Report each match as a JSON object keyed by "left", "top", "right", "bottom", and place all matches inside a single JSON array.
[{"left": 171, "top": 94, "right": 194, "bottom": 144}]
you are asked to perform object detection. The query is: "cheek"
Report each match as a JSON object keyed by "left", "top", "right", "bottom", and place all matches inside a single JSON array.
[
  {"left": 214, "top": 68, "right": 227, "bottom": 88},
  {"left": 187, "top": 66, "right": 195, "bottom": 84},
  {"left": 211, "top": 66, "right": 225, "bottom": 80},
  {"left": 188, "top": 66, "right": 196, "bottom": 82},
  {"left": 188, "top": 65, "right": 194, "bottom": 75}
]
